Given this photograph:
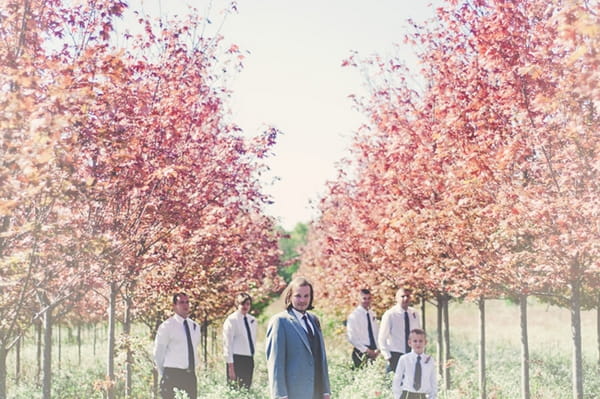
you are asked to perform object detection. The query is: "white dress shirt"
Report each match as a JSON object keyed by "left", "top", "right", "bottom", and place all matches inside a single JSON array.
[
  {"left": 346, "top": 306, "right": 379, "bottom": 352},
  {"left": 291, "top": 308, "right": 316, "bottom": 334},
  {"left": 153, "top": 314, "right": 201, "bottom": 376},
  {"left": 392, "top": 351, "right": 437, "bottom": 399},
  {"left": 222, "top": 310, "right": 257, "bottom": 362},
  {"left": 378, "top": 305, "right": 421, "bottom": 359}
]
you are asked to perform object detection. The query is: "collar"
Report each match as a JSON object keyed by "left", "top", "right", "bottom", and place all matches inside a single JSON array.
[
  {"left": 357, "top": 306, "right": 373, "bottom": 316},
  {"left": 237, "top": 310, "right": 253, "bottom": 320},
  {"left": 173, "top": 314, "right": 188, "bottom": 324},
  {"left": 409, "top": 351, "right": 431, "bottom": 363},
  {"left": 291, "top": 307, "right": 308, "bottom": 321},
  {"left": 394, "top": 304, "right": 413, "bottom": 313}
]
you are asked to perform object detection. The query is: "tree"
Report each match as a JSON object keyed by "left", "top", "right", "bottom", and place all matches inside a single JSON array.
[
  {"left": 0, "top": 1, "right": 115, "bottom": 397},
  {"left": 301, "top": 2, "right": 599, "bottom": 399},
  {"left": 65, "top": 6, "right": 282, "bottom": 397},
  {"left": 418, "top": 3, "right": 600, "bottom": 398},
  {"left": 278, "top": 223, "right": 309, "bottom": 283},
  {"left": 1, "top": 1, "right": 284, "bottom": 398}
]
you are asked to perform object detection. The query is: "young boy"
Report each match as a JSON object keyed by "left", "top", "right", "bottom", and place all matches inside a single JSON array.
[{"left": 392, "top": 328, "right": 437, "bottom": 399}]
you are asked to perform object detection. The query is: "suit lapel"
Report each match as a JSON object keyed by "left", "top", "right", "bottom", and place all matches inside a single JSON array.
[{"left": 287, "top": 309, "right": 312, "bottom": 353}]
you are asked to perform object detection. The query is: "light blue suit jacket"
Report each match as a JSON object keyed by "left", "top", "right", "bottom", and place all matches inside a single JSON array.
[{"left": 266, "top": 309, "right": 330, "bottom": 399}]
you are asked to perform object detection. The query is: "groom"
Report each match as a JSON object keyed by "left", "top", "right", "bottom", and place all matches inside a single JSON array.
[{"left": 265, "top": 277, "right": 331, "bottom": 399}]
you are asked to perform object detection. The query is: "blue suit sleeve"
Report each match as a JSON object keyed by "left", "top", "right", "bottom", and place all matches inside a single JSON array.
[{"left": 266, "top": 315, "right": 288, "bottom": 398}]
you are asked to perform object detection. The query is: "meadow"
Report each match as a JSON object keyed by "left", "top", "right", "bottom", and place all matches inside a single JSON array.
[{"left": 6, "top": 299, "right": 599, "bottom": 399}]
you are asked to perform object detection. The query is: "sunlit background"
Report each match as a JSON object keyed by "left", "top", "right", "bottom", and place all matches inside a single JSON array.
[{"left": 128, "top": 0, "right": 440, "bottom": 229}]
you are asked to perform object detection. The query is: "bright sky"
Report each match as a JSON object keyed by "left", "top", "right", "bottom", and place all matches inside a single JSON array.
[{"left": 135, "top": 0, "right": 439, "bottom": 230}]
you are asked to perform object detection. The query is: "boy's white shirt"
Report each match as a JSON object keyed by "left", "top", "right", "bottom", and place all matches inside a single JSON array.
[{"left": 392, "top": 351, "right": 437, "bottom": 399}]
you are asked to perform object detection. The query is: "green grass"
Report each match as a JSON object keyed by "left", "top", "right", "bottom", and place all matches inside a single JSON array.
[{"left": 5, "top": 299, "right": 599, "bottom": 398}]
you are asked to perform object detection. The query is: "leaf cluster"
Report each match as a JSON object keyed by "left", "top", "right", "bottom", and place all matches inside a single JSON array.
[{"left": 300, "top": 0, "right": 600, "bottom": 314}]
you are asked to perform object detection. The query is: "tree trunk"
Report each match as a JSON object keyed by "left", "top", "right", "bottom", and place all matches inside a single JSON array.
[
  {"left": 152, "top": 368, "right": 159, "bottom": 399},
  {"left": 421, "top": 296, "right": 426, "bottom": 332},
  {"left": 107, "top": 282, "right": 118, "bottom": 399},
  {"left": 42, "top": 308, "right": 53, "bottom": 399},
  {"left": 77, "top": 324, "right": 82, "bottom": 366},
  {"left": 0, "top": 345, "right": 7, "bottom": 399},
  {"left": 436, "top": 294, "right": 444, "bottom": 379},
  {"left": 570, "top": 278, "right": 583, "bottom": 399},
  {"left": 520, "top": 295, "right": 530, "bottom": 399},
  {"left": 597, "top": 293, "right": 599, "bottom": 369},
  {"left": 202, "top": 313, "right": 208, "bottom": 370},
  {"left": 57, "top": 324, "right": 61, "bottom": 371},
  {"left": 93, "top": 323, "right": 97, "bottom": 357},
  {"left": 152, "top": 322, "right": 160, "bottom": 399},
  {"left": 36, "top": 321, "right": 42, "bottom": 384},
  {"left": 443, "top": 294, "right": 451, "bottom": 390},
  {"left": 478, "top": 298, "right": 486, "bottom": 399},
  {"left": 123, "top": 295, "right": 133, "bottom": 398},
  {"left": 15, "top": 336, "right": 21, "bottom": 386},
  {"left": 212, "top": 325, "right": 217, "bottom": 355}
]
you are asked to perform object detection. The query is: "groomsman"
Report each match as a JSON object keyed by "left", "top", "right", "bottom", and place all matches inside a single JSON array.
[
  {"left": 378, "top": 288, "right": 421, "bottom": 373},
  {"left": 154, "top": 293, "right": 201, "bottom": 399},
  {"left": 223, "top": 293, "right": 257, "bottom": 389},
  {"left": 346, "top": 288, "right": 380, "bottom": 368}
]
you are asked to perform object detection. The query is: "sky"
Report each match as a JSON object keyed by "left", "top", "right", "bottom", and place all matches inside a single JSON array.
[{"left": 134, "top": 0, "right": 440, "bottom": 230}]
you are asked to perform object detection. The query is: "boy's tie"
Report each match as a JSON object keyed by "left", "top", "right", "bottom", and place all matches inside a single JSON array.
[{"left": 413, "top": 355, "right": 422, "bottom": 390}]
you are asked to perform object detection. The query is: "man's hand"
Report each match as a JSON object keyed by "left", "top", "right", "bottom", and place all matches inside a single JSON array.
[
  {"left": 365, "top": 348, "right": 380, "bottom": 359},
  {"left": 227, "top": 363, "right": 236, "bottom": 380}
]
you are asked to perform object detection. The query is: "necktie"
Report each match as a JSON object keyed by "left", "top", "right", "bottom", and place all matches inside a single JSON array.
[
  {"left": 302, "top": 315, "right": 314, "bottom": 338},
  {"left": 414, "top": 355, "right": 422, "bottom": 390},
  {"left": 366, "top": 312, "right": 376, "bottom": 349},
  {"left": 183, "top": 320, "right": 195, "bottom": 371},
  {"left": 404, "top": 311, "right": 410, "bottom": 353},
  {"left": 244, "top": 315, "right": 255, "bottom": 355}
]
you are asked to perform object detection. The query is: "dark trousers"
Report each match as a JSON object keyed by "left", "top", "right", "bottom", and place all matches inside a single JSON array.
[
  {"left": 399, "top": 391, "right": 426, "bottom": 399},
  {"left": 352, "top": 348, "right": 374, "bottom": 368},
  {"left": 160, "top": 367, "right": 197, "bottom": 399},
  {"left": 386, "top": 351, "right": 403, "bottom": 373},
  {"left": 227, "top": 354, "right": 254, "bottom": 389}
]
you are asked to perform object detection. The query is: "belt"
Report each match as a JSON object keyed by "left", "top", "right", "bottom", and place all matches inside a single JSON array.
[
  {"left": 233, "top": 354, "right": 254, "bottom": 359},
  {"left": 400, "top": 391, "right": 426, "bottom": 399},
  {"left": 354, "top": 346, "right": 377, "bottom": 352},
  {"left": 164, "top": 367, "right": 195, "bottom": 374}
]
